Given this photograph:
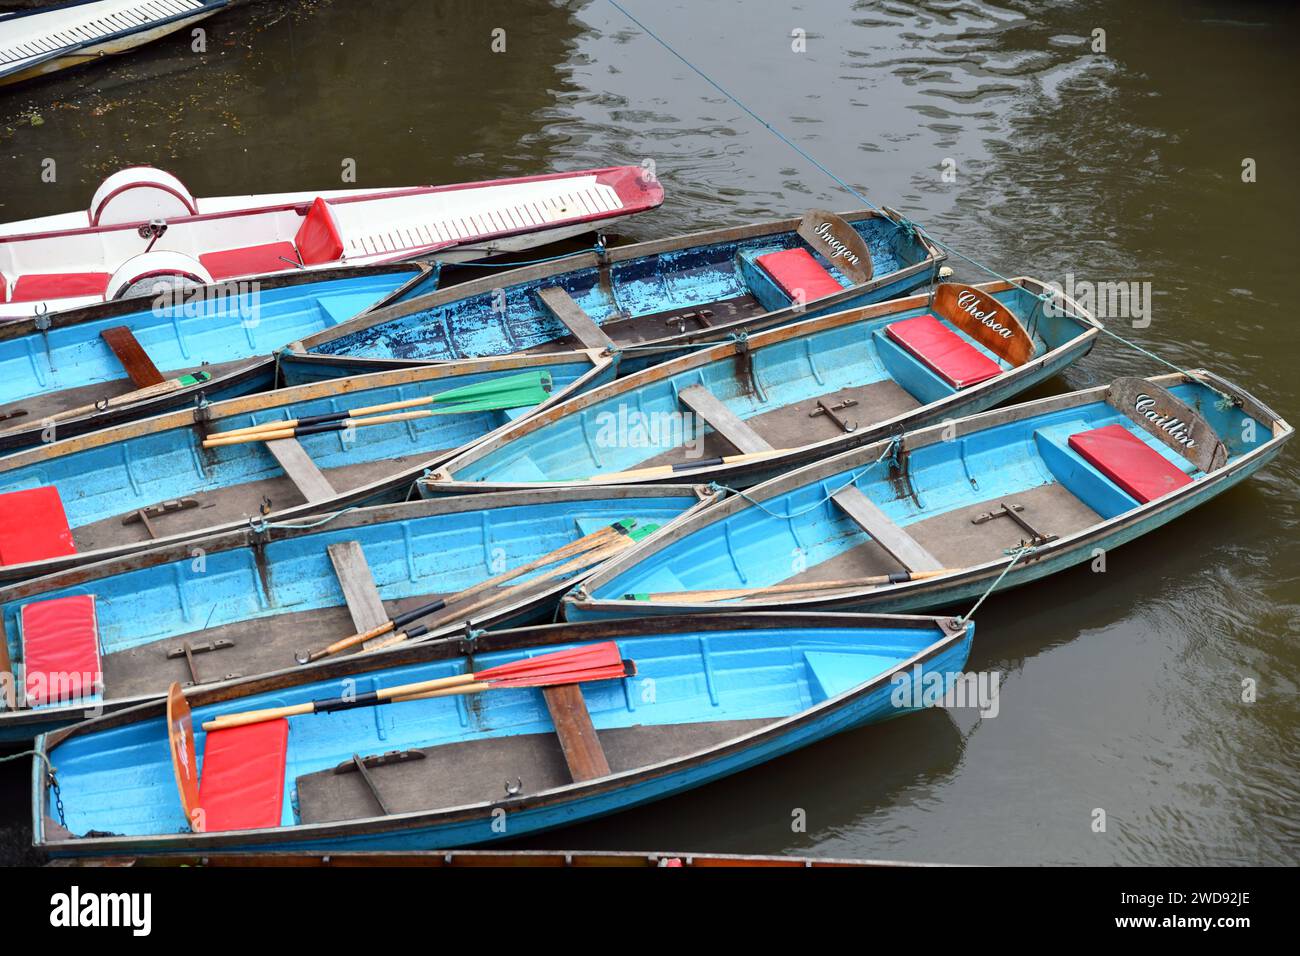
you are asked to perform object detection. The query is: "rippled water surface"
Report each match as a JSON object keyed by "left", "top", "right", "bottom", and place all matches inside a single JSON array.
[{"left": 0, "top": 0, "right": 1295, "bottom": 865}]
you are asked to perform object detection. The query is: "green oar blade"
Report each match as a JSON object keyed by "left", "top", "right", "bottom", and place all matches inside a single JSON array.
[{"left": 427, "top": 370, "right": 553, "bottom": 410}]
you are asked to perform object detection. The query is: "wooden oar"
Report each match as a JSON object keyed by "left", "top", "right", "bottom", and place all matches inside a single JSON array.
[
  {"left": 578, "top": 449, "right": 784, "bottom": 483},
  {"left": 204, "top": 642, "right": 635, "bottom": 731},
  {"left": 202, "top": 409, "right": 443, "bottom": 447},
  {"left": 365, "top": 528, "right": 658, "bottom": 652},
  {"left": 208, "top": 370, "right": 553, "bottom": 440},
  {"left": 1, "top": 371, "right": 213, "bottom": 434},
  {"left": 625, "top": 568, "right": 955, "bottom": 603},
  {"left": 294, "top": 519, "right": 646, "bottom": 663}
]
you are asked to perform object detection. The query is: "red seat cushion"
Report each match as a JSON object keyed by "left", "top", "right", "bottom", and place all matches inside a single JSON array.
[
  {"left": 754, "top": 248, "right": 844, "bottom": 302},
  {"left": 21, "top": 595, "right": 101, "bottom": 706},
  {"left": 295, "top": 197, "right": 345, "bottom": 265},
  {"left": 885, "top": 314, "right": 1003, "bottom": 388},
  {"left": 1068, "top": 424, "right": 1194, "bottom": 503},
  {"left": 0, "top": 272, "right": 8, "bottom": 302},
  {"left": 11, "top": 273, "right": 111, "bottom": 303},
  {"left": 0, "top": 487, "right": 77, "bottom": 567},
  {"left": 199, "top": 241, "right": 300, "bottom": 281},
  {"left": 198, "top": 718, "right": 290, "bottom": 832}
]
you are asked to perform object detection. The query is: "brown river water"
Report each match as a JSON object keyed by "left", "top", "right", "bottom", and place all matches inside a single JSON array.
[{"left": 0, "top": 0, "right": 1295, "bottom": 865}]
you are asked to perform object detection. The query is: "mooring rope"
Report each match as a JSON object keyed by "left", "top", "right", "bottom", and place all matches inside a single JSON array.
[
  {"left": 249, "top": 506, "right": 360, "bottom": 533},
  {"left": 955, "top": 545, "right": 1036, "bottom": 625}
]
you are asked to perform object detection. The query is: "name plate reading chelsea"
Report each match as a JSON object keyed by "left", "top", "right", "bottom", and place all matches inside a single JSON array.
[
  {"left": 1105, "top": 377, "right": 1227, "bottom": 473},
  {"left": 797, "top": 210, "right": 873, "bottom": 284},
  {"left": 933, "top": 283, "right": 1034, "bottom": 365}
]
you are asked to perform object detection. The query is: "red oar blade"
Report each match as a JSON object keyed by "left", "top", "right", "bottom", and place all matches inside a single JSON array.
[
  {"left": 473, "top": 641, "right": 623, "bottom": 683},
  {"left": 487, "top": 660, "right": 635, "bottom": 690}
]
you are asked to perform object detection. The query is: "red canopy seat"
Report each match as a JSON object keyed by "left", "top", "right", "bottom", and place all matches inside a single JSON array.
[
  {"left": 885, "top": 314, "right": 1002, "bottom": 388},
  {"left": 0, "top": 487, "right": 77, "bottom": 567},
  {"left": 9, "top": 273, "right": 111, "bottom": 303},
  {"left": 21, "top": 594, "right": 101, "bottom": 706},
  {"left": 197, "top": 718, "right": 290, "bottom": 832},
  {"left": 754, "top": 247, "right": 844, "bottom": 302},
  {"left": 198, "top": 197, "right": 344, "bottom": 281},
  {"left": 1068, "top": 424, "right": 1194, "bottom": 503}
]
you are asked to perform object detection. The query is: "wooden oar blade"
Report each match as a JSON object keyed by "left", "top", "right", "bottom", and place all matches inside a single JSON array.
[
  {"left": 474, "top": 641, "right": 624, "bottom": 683},
  {"left": 487, "top": 659, "right": 636, "bottom": 689}
]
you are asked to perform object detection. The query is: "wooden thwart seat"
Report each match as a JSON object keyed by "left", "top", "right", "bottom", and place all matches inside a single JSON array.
[
  {"left": 328, "top": 541, "right": 388, "bottom": 634},
  {"left": 100, "top": 326, "right": 165, "bottom": 388},
  {"left": 265, "top": 438, "right": 336, "bottom": 504},
  {"left": 831, "top": 486, "right": 943, "bottom": 573},
  {"left": 544, "top": 684, "right": 611, "bottom": 782},
  {"left": 536, "top": 287, "right": 615, "bottom": 352},
  {"left": 677, "top": 384, "right": 770, "bottom": 454}
]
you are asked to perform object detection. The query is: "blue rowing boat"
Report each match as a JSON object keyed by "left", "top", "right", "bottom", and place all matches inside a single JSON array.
[
  {"left": 0, "top": 262, "right": 438, "bottom": 454},
  {"left": 419, "top": 278, "right": 1101, "bottom": 494},
  {"left": 0, "top": 484, "right": 716, "bottom": 742},
  {"left": 0, "top": 350, "right": 615, "bottom": 583},
  {"left": 290, "top": 208, "right": 946, "bottom": 375},
  {"left": 31, "top": 612, "right": 972, "bottom": 855},
  {"left": 563, "top": 371, "right": 1292, "bottom": 619}
]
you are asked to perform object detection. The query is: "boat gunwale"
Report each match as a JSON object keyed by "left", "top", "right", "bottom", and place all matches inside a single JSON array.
[
  {"left": 422, "top": 276, "right": 1102, "bottom": 492},
  {"left": 290, "top": 207, "right": 947, "bottom": 356},
  {"left": 0, "top": 348, "right": 616, "bottom": 580},
  {"left": 565, "top": 369, "right": 1294, "bottom": 616},
  {"left": 32, "top": 611, "right": 971, "bottom": 853},
  {"left": 0, "top": 482, "right": 721, "bottom": 733}
]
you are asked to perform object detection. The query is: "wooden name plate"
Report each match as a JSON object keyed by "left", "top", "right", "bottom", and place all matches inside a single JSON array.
[
  {"left": 1106, "top": 377, "right": 1228, "bottom": 474},
  {"left": 933, "top": 283, "right": 1034, "bottom": 366},
  {"left": 797, "top": 210, "right": 874, "bottom": 285}
]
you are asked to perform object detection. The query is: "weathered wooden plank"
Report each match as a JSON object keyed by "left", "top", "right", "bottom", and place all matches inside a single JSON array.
[
  {"left": 831, "top": 486, "right": 943, "bottom": 573},
  {"left": 265, "top": 438, "right": 336, "bottom": 504},
  {"left": 536, "top": 287, "right": 615, "bottom": 352},
  {"left": 543, "top": 683, "right": 612, "bottom": 783},
  {"left": 796, "top": 209, "right": 873, "bottom": 285},
  {"left": 327, "top": 541, "right": 388, "bottom": 634},
  {"left": 1105, "top": 377, "right": 1228, "bottom": 473},
  {"left": 100, "top": 326, "right": 165, "bottom": 388},
  {"left": 677, "top": 385, "right": 771, "bottom": 455}
]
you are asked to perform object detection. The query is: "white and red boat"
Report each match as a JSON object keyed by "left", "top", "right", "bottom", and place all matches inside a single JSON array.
[{"left": 0, "top": 165, "right": 665, "bottom": 319}]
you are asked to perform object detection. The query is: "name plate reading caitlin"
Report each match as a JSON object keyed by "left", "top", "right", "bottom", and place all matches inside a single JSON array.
[
  {"left": 1105, "top": 377, "right": 1228, "bottom": 473},
  {"left": 933, "top": 283, "right": 1034, "bottom": 366},
  {"left": 796, "top": 210, "right": 874, "bottom": 285}
]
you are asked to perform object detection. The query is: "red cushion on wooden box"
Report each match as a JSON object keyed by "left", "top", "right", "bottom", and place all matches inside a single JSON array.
[
  {"left": 199, "top": 241, "right": 300, "bottom": 281},
  {"left": 10, "top": 273, "right": 111, "bottom": 303},
  {"left": 885, "top": 314, "right": 1003, "bottom": 388},
  {"left": 0, "top": 487, "right": 77, "bottom": 567},
  {"left": 198, "top": 718, "right": 290, "bottom": 832},
  {"left": 754, "top": 247, "right": 844, "bottom": 302},
  {"left": 294, "top": 197, "right": 345, "bottom": 265},
  {"left": 21, "top": 595, "right": 101, "bottom": 705},
  {"left": 1068, "top": 424, "right": 1194, "bottom": 503}
]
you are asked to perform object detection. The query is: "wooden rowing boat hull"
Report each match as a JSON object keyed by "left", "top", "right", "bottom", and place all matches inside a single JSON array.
[
  {"left": 291, "top": 208, "right": 947, "bottom": 375},
  {"left": 0, "top": 262, "right": 439, "bottom": 455},
  {"left": 419, "top": 277, "right": 1101, "bottom": 494},
  {"left": 0, "top": 350, "right": 617, "bottom": 583},
  {"left": 32, "top": 613, "right": 972, "bottom": 855},
  {"left": 564, "top": 371, "right": 1292, "bottom": 620},
  {"left": 0, "top": 485, "right": 718, "bottom": 741}
]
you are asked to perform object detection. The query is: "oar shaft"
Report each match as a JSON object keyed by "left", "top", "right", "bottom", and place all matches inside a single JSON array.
[
  {"left": 631, "top": 568, "right": 953, "bottom": 603},
  {"left": 299, "top": 598, "right": 448, "bottom": 663},
  {"left": 202, "top": 410, "right": 434, "bottom": 447},
  {"left": 587, "top": 449, "right": 782, "bottom": 483}
]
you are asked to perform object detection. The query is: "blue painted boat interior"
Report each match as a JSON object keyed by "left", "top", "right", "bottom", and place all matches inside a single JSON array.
[
  {"left": 310, "top": 217, "right": 930, "bottom": 362},
  {"left": 3, "top": 492, "right": 703, "bottom": 706},
  {"left": 0, "top": 270, "right": 422, "bottom": 407},
  {"left": 592, "top": 380, "right": 1271, "bottom": 601},
  {"left": 45, "top": 621, "right": 962, "bottom": 837},
  {"left": 0, "top": 357, "right": 595, "bottom": 539},
  {"left": 443, "top": 286, "right": 1085, "bottom": 483}
]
